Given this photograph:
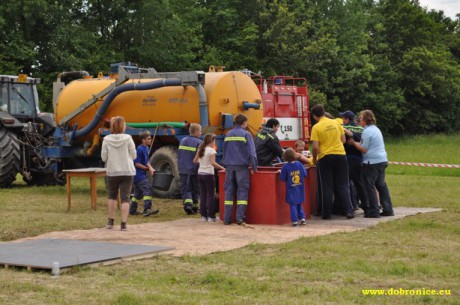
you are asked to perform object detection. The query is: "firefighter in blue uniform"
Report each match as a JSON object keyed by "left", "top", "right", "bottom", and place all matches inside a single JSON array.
[
  {"left": 178, "top": 123, "right": 202, "bottom": 214},
  {"left": 222, "top": 114, "right": 258, "bottom": 225}
]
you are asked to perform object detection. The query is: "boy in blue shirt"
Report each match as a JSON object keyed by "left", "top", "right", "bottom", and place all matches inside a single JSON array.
[
  {"left": 280, "top": 148, "right": 307, "bottom": 226},
  {"left": 130, "top": 131, "right": 159, "bottom": 217}
]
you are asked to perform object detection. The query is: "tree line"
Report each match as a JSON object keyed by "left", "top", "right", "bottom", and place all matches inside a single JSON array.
[{"left": 1, "top": 0, "right": 459, "bottom": 135}]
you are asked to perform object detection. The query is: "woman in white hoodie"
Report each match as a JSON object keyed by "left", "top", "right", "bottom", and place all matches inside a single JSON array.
[{"left": 101, "top": 116, "right": 136, "bottom": 231}]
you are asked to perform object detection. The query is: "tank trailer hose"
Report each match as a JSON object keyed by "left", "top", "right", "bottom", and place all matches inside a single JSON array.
[{"left": 71, "top": 78, "right": 182, "bottom": 139}]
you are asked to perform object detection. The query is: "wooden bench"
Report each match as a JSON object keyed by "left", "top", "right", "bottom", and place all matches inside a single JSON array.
[{"left": 64, "top": 168, "right": 107, "bottom": 211}]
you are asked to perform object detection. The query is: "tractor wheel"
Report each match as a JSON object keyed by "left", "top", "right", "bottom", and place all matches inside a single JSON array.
[
  {"left": 149, "top": 146, "right": 180, "bottom": 198},
  {"left": 0, "top": 128, "right": 20, "bottom": 187}
]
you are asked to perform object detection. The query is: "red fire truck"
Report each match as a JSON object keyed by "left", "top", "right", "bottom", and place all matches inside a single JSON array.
[{"left": 252, "top": 74, "right": 311, "bottom": 147}]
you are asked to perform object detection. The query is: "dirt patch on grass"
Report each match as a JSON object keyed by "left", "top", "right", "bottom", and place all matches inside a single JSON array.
[{"left": 18, "top": 207, "right": 440, "bottom": 256}]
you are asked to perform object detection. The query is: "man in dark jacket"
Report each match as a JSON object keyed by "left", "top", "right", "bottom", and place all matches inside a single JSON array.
[
  {"left": 254, "top": 118, "right": 284, "bottom": 166},
  {"left": 340, "top": 110, "right": 367, "bottom": 212}
]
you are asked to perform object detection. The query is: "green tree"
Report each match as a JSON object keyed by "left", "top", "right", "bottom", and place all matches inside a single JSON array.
[
  {"left": 257, "top": 0, "right": 343, "bottom": 109},
  {"left": 321, "top": 0, "right": 375, "bottom": 114},
  {"left": 125, "top": 0, "right": 205, "bottom": 71},
  {"left": 258, "top": 0, "right": 310, "bottom": 75},
  {"left": 400, "top": 47, "right": 460, "bottom": 133},
  {"left": 199, "top": 0, "right": 262, "bottom": 70},
  {"left": 371, "top": 0, "right": 460, "bottom": 134},
  {"left": 0, "top": 0, "right": 45, "bottom": 74}
]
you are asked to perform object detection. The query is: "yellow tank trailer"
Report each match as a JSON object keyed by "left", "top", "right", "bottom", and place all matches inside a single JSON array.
[
  {"left": 51, "top": 64, "right": 263, "bottom": 197},
  {"left": 54, "top": 70, "right": 263, "bottom": 142}
]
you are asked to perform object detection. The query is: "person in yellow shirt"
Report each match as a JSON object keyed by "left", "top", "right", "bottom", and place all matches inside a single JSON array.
[{"left": 310, "top": 104, "right": 354, "bottom": 220}]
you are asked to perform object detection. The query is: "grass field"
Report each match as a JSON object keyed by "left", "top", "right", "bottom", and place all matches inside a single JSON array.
[
  {"left": 0, "top": 134, "right": 459, "bottom": 304},
  {"left": 386, "top": 133, "right": 460, "bottom": 177}
]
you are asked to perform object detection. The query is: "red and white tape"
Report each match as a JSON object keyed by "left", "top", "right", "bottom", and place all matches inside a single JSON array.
[{"left": 389, "top": 161, "right": 460, "bottom": 169}]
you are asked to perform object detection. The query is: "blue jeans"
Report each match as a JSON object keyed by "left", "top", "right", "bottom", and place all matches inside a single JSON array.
[
  {"left": 361, "top": 162, "right": 393, "bottom": 216},
  {"left": 289, "top": 204, "right": 306, "bottom": 223}
]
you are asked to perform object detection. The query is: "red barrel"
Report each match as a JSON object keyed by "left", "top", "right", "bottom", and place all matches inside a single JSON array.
[{"left": 218, "top": 166, "right": 317, "bottom": 225}]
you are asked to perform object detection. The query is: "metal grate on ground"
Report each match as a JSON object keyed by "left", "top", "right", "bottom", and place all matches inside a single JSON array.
[{"left": 0, "top": 239, "right": 174, "bottom": 272}]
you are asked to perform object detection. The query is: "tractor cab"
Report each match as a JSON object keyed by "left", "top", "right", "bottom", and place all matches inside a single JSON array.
[
  {"left": 0, "top": 74, "right": 40, "bottom": 120},
  {"left": 0, "top": 74, "right": 55, "bottom": 137}
]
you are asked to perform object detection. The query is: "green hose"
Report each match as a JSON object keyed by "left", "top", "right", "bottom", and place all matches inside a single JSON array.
[{"left": 127, "top": 122, "right": 187, "bottom": 128}]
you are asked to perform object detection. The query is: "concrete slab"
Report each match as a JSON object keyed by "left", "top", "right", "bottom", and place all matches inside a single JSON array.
[
  {"left": 0, "top": 239, "right": 173, "bottom": 270},
  {"left": 307, "top": 206, "right": 441, "bottom": 229}
]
